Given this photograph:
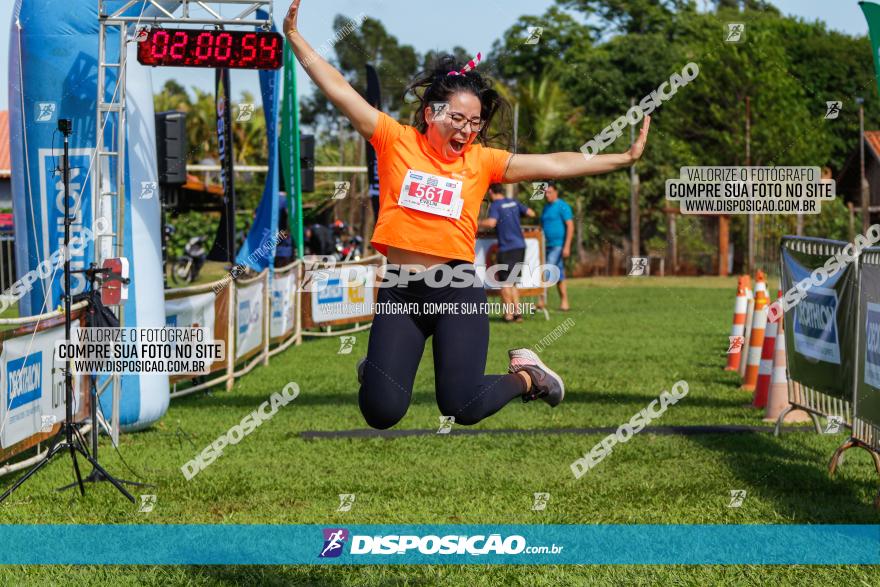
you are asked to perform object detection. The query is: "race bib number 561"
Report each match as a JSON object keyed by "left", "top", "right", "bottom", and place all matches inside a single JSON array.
[{"left": 398, "top": 169, "right": 464, "bottom": 219}]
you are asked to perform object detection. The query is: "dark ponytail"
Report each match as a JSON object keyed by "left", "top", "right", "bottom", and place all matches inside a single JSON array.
[{"left": 404, "top": 55, "right": 511, "bottom": 148}]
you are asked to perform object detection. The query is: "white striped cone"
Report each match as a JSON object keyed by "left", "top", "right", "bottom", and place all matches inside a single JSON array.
[
  {"left": 738, "top": 294, "right": 755, "bottom": 379},
  {"left": 742, "top": 290, "right": 768, "bottom": 390},
  {"left": 725, "top": 277, "right": 750, "bottom": 371},
  {"left": 752, "top": 315, "right": 777, "bottom": 407},
  {"left": 752, "top": 289, "right": 783, "bottom": 406},
  {"left": 763, "top": 320, "right": 810, "bottom": 423}
]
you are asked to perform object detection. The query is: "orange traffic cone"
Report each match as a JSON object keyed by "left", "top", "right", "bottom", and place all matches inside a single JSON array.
[
  {"left": 738, "top": 291, "right": 755, "bottom": 379},
  {"left": 752, "top": 290, "right": 782, "bottom": 407},
  {"left": 754, "top": 269, "right": 767, "bottom": 296},
  {"left": 725, "top": 276, "right": 750, "bottom": 371},
  {"left": 763, "top": 318, "right": 810, "bottom": 423},
  {"left": 742, "top": 290, "right": 768, "bottom": 391}
]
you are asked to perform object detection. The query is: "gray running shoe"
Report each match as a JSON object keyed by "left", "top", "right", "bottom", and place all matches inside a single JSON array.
[
  {"left": 357, "top": 356, "right": 366, "bottom": 385},
  {"left": 507, "top": 348, "right": 565, "bottom": 407}
]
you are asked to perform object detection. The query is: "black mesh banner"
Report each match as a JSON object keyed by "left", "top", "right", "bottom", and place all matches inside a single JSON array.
[
  {"left": 779, "top": 237, "right": 859, "bottom": 401},
  {"left": 208, "top": 67, "right": 237, "bottom": 263},
  {"left": 856, "top": 248, "right": 880, "bottom": 428}
]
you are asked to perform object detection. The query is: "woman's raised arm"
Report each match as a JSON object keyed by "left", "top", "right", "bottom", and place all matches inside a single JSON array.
[
  {"left": 503, "top": 116, "right": 651, "bottom": 183},
  {"left": 283, "top": 0, "right": 379, "bottom": 140}
]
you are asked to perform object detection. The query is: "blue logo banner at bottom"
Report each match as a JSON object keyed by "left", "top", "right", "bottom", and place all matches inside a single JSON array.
[{"left": 0, "top": 525, "right": 877, "bottom": 565}]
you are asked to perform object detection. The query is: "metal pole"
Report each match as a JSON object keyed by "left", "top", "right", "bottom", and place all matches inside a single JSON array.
[
  {"left": 861, "top": 99, "right": 870, "bottom": 233},
  {"left": 62, "top": 124, "right": 73, "bottom": 450}
]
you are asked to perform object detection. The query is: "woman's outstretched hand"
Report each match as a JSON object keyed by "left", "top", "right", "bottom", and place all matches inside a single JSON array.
[
  {"left": 628, "top": 115, "right": 651, "bottom": 163},
  {"left": 283, "top": 0, "right": 302, "bottom": 37}
]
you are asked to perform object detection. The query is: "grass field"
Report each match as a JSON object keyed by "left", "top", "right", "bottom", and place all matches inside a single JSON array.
[{"left": 1, "top": 276, "right": 879, "bottom": 585}]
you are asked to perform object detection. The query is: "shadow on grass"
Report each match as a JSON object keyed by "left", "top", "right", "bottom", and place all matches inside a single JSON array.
[
  {"left": 685, "top": 430, "right": 880, "bottom": 522},
  {"left": 166, "top": 384, "right": 765, "bottom": 416}
]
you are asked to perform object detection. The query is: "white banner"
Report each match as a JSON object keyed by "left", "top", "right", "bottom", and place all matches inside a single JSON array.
[
  {"left": 475, "top": 236, "right": 543, "bottom": 289},
  {"left": 0, "top": 324, "right": 79, "bottom": 448},
  {"left": 165, "top": 292, "right": 216, "bottom": 338},
  {"left": 311, "top": 266, "right": 376, "bottom": 324},
  {"left": 236, "top": 280, "right": 265, "bottom": 359},
  {"left": 271, "top": 272, "right": 297, "bottom": 339}
]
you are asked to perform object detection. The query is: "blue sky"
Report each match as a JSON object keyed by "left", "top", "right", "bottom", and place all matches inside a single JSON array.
[{"left": 0, "top": 0, "right": 875, "bottom": 111}]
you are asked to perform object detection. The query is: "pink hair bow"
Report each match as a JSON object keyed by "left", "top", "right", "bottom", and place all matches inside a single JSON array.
[{"left": 447, "top": 52, "right": 482, "bottom": 76}]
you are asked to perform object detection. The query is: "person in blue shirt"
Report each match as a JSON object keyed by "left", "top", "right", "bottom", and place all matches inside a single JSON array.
[
  {"left": 480, "top": 184, "right": 535, "bottom": 322},
  {"left": 540, "top": 182, "right": 574, "bottom": 311}
]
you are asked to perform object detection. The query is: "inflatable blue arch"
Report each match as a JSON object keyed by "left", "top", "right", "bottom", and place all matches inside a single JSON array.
[{"left": 8, "top": 1, "right": 175, "bottom": 429}]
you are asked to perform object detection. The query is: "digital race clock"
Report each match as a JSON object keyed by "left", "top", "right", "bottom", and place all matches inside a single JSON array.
[{"left": 137, "top": 28, "right": 283, "bottom": 70}]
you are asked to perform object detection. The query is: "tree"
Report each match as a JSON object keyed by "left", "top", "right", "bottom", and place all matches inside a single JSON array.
[
  {"left": 230, "top": 91, "right": 267, "bottom": 166},
  {"left": 561, "top": 0, "right": 695, "bottom": 36},
  {"left": 300, "top": 14, "right": 420, "bottom": 134},
  {"left": 489, "top": 6, "right": 595, "bottom": 83}
]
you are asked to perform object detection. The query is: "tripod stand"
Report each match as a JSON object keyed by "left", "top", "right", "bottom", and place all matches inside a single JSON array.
[
  {"left": 0, "top": 119, "right": 135, "bottom": 505},
  {"left": 57, "top": 265, "right": 151, "bottom": 493}
]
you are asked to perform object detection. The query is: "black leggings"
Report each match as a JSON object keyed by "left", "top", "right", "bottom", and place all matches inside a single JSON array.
[{"left": 359, "top": 262, "right": 527, "bottom": 429}]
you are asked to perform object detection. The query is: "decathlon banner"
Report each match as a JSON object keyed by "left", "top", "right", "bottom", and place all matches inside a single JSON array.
[
  {"left": 166, "top": 288, "right": 230, "bottom": 379},
  {"left": 856, "top": 248, "right": 880, "bottom": 429},
  {"left": 779, "top": 237, "right": 858, "bottom": 401},
  {"left": 166, "top": 292, "right": 216, "bottom": 338},
  {"left": 9, "top": 0, "right": 170, "bottom": 430},
  {"left": 475, "top": 232, "right": 545, "bottom": 290},
  {"left": 270, "top": 271, "right": 297, "bottom": 339},
  {"left": 236, "top": 280, "right": 265, "bottom": 360},
  {"left": 0, "top": 524, "right": 878, "bottom": 564},
  {"left": 236, "top": 11, "right": 280, "bottom": 272},
  {"left": 0, "top": 324, "right": 78, "bottom": 448},
  {"left": 308, "top": 267, "right": 375, "bottom": 324}
]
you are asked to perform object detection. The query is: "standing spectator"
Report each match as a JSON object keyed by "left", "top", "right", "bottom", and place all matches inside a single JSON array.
[
  {"left": 481, "top": 184, "right": 535, "bottom": 322},
  {"left": 540, "top": 181, "right": 574, "bottom": 311}
]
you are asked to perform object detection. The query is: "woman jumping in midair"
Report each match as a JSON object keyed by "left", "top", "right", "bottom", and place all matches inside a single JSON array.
[{"left": 284, "top": 1, "right": 650, "bottom": 429}]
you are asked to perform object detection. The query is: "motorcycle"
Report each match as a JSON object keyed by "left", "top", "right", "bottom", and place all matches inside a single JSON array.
[
  {"left": 336, "top": 235, "right": 363, "bottom": 262},
  {"left": 170, "top": 235, "right": 208, "bottom": 285}
]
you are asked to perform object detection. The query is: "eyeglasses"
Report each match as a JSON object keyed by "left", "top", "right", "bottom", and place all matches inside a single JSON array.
[{"left": 446, "top": 111, "right": 485, "bottom": 132}]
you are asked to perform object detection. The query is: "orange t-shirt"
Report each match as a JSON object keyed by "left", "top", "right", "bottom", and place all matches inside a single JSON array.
[{"left": 369, "top": 112, "right": 512, "bottom": 262}]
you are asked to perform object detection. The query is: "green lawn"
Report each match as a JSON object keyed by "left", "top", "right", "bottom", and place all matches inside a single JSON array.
[{"left": 1, "top": 276, "right": 878, "bottom": 585}]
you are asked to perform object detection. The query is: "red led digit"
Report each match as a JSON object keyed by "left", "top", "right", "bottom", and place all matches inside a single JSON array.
[
  {"left": 215, "top": 32, "right": 232, "bottom": 62},
  {"left": 170, "top": 31, "right": 187, "bottom": 60},
  {"left": 151, "top": 30, "right": 169, "bottom": 60},
  {"left": 259, "top": 35, "right": 279, "bottom": 63},
  {"left": 241, "top": 34, "right": 257, "bottom": 63},
  {"left": 195, "top": 32, "right": 213, "bottom": 62}
]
